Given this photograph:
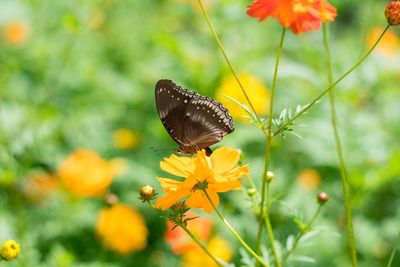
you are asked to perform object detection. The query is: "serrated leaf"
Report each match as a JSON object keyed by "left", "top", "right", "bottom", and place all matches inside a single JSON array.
[
  {"left": 286, "top": 235, "right": 295, "bottom": 250},
  {"left": 291, "top": 255, "right": 317, "bottom": 263},
  {"left": 301, "top": 230, "right": 319, "bottom": 242},
  {"left": 220, "top": 94, "right": 253, "bottom": 117},
  {"left": 239, "top": 248, "right": 255, "bottom": 267}
]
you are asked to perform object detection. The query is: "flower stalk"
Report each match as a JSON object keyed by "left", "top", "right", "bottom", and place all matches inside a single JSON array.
[
  {"left": 197, "top": 0, "right": 262, "bottom": 125},
  {"left": 323, "top": 22, "right": 357, "bottom": 267},
  {"left": 255, "top": 27, "right": 286, "bottom": 267},
  {"left": 202, "top": 189, "right": 270, "bottom": 267},
  {"left": 148, "top": 201, "right": 223, "bottom": 267},
  {"left": 387, "top": 231, "right": 400, "bottom": 267},
  {"left": 281, "top": 205, "right": 322, "bottom": 264},
  {"left": 273, "top": 25, "right": 391, "bottom": 136}
]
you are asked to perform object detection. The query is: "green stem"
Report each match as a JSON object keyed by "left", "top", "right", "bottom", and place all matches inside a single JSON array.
[
  {"left": 264, "top": 183, "right": 281, "bottom": 267},
  {"left": 148, "top": 201, "right": 223, "bottom": 267},
  {"left": 273, "top": 25, "right": 391, "bottom": 137},
  {"left": 323, "top": 23, "right": 357, "bottom": 267},
  {"left": 387, "top": 231, "right": 400, "bottom": 267},
  {"left": 197, "top": 0, "right": 262, "bottom": 125},
  {"left": 202, "top": 189, "right": 269, "bottom": 267},
  {"left": 281, "top": 205, "right": 322, "bottom": 264},
  {"left": 255, "top": 27, "right": 286, "bottom": 267},
  {"left": 266, "top": 27, "right": 286, "bottom": 135}
]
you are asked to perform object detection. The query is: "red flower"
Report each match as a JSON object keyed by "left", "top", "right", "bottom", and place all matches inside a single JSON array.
[{"left": 247, "top": 0, "right": 337, "bottom": 34}]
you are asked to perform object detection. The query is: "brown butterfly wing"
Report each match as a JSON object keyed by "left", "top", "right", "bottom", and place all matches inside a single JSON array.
[
  {"left": 155, "top": 79, "right": 234, "bottom": 154},
  {"left": 155, "top": 79, "right": 198, "bottom": 147},
  {"left": 183, "top": 95, "right": 234, "bottom": 150}
]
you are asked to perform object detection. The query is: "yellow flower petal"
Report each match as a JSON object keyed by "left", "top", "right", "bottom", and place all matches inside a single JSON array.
[
  {"left": 156, "top": 177, "right": 182, "bottom": 192},
  {"left": 210, "top": 147, "right": 240, "bottom": 174},
  {"left": 193, "top": 150, "right": 211, "bottom": 181},
  {"left": 160, "top": 154, "right": 194, "bottom": 177},
  {"left": 210, "top": 180, "right": 242, "bottom": 193},
  {"left": 156, "top": 189, "right": 191, "bottom": 210},
  {"left": 220, "top": 165, "right": 249, "bottom": 181},
  {"left": 186, "top": 189, "right": 219, "bottom": 213}
]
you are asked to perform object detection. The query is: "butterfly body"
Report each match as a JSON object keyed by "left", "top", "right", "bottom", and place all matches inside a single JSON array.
[{"left": 155, "top": 79, "right": 234, "bottom": 156}]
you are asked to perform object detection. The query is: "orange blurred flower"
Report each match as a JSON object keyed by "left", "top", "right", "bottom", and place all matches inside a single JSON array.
[
  {"left": 366, "top": 27, "right": 399, "bottom": 58},
  {"left": 156, "top": 147, "right": 249, "bottom": 213},
  {"left": 3, "top": 21, "right": 28, "bottom": 45},
  {"left": 165, "top": 211, "right": 212, "bottom": 254},
  {"left": 247, "top": 0, "right": 337, "bottom": 34},
  {"left": 182, "top": 236, "right": 232, "bottom": 267},
  {"left": 216, "top": 73, "right": 269, "bottom": 122},
  {"left": 23, "top": 173, "right": 59, "bottom": 203},
  {"left": 58, "top": 149, "right": 114, "bottom": 197},
  {"left": 112, "top": 128, "right": 141, "bottom": 150},
  {"left": 297, "top": 168, "right": 321, "bottom": 190},
  {"left": 96, "top": 204, "right": 148, "bottom": 254}
]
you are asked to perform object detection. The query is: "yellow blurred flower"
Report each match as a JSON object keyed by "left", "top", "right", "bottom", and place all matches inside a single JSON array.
[
  {"left": 182, "top": 236, "right": 232, "bottom": 267},
  {"left": 86, "top": 9, "right": 106, "bottom": 30},
  {"left": 112, "top": 129, "right": 141, "bottom": 150},
  {"left": 23, "top": 173, "right": 59, "bottom": 203},
  {"left": 216, "top": 73, "right": 269, "bottom": 122},
  {"left": 366, "top": 27, "right": 399, "bottom": 58},
  {"left": 109, "top": 157, "right": 129, "bottom": 176},
  {"left": 297, "top": 168, "right": 321, "bottom": 190},
  {"left": 3, "top": 21, "right": 28, "bottom": 45},
  {"left": 1, "top": 240, "right": 20, "bottom": 261},
  {"left": 58, "top": 149, "right": 114, "bottom": 197},
  {"left": 96, "top": 204, "right": 148, "bottom": 254}
]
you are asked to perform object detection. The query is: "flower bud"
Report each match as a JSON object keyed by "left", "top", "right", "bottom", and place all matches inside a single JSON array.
[
  {"left": 1, "top": 240, "right": 20, "bottom": 261},
  {"left": 385, "top": 1, "right": 400, "bottom": 26},
  {"left": 140, "top": 185, "right": 155, "bottom": 200},
  {"left": 171, "top": 202, "right": 189, "bottom": 214},
  {"left": 317, "top": 192, "right": 329, "bottom": 205},
  {"left": 247, "top": 188, "right": 257, "bottom": 197},
  {"left": 265, "top": 171, "right": 275, "bottom": 182},
  {"left": 105, "top": 194, "right": 118, "bottom": 205}
]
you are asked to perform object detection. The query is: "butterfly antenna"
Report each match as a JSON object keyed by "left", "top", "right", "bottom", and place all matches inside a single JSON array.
[{"left": 150, "top": 147, "right": 175, "bottom": 152}]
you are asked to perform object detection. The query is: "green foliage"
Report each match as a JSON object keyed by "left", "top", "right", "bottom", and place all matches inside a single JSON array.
[{"left": 0, "top": 0, "right": 400, "bottom": 266}]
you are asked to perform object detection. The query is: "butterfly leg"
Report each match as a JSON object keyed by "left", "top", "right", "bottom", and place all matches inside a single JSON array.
[{"left": 205, "top": 147, "right": 212, "bottom": 156}]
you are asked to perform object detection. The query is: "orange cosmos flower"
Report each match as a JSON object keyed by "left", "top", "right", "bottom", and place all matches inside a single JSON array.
[
  {"left": 58, "top": 149, "right": 115, "bottom": 197},
  {"left": 23, "top": 173, "right": 59, "bottom": 203},
  {"left": 165, "top": 211, "right": 212, "bottom": 254},
  {"left": 3, "top": 20, "right": 28, "bottom": 45},
  {"left": 96, "top": 204, "right": 148, "bottom": 254},
  {"left": 156, "top": 147, "right": 249, "bottom": 213},
  {"left": 247, "top": 0, "right": 337, "bottom": 34},
  {"left": 297, "top": 168, "right": 321, "bottom": 190}
]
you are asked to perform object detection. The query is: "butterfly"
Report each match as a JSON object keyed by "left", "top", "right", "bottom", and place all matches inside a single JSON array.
[{"left": 155, "top": 79, "right": 234, "bottom": 156}]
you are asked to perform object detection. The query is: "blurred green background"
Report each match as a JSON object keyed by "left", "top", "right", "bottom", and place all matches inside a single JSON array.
[{"left": 0, "top": 0, "right": 400, "bottom": 266}]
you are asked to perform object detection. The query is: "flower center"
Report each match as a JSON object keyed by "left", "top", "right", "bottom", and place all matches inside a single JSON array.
[{"left": 193, "top": 180, "right": 208, "bottom": 191}]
